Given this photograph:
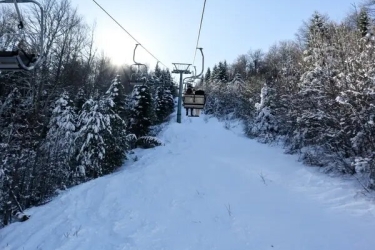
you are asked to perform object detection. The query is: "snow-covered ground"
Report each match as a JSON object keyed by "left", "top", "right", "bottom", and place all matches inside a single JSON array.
[{"left": 1, "top": 111, "right": 375, "bottom": 250}]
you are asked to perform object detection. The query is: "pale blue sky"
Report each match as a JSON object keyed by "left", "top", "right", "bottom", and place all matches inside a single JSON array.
[{"left": 71, "top": 0, "right": 361, "bottom": 72}]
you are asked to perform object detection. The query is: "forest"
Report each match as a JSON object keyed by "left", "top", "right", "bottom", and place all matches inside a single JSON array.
[
  {"left": 201, "top": 2, "right": 375, "bottom": 194},
  {"left": 2, "top": 0, "right": 375, "bottom": 229},
  {"left": 0, "top": 0, "right": 176, "bottom": 227}
]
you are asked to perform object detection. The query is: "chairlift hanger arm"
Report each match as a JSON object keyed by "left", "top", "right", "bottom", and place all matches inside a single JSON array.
[
  {"left": 195, "top": 48, "right": 204, "bottom": 78},
  {"left": 11, "top": 0, "right": 24, "bottom": 29},
  {"left": 5, "top": 0, "right": 45, "bottom": 51},
  {"left": 0, "top": 0, "right": 44, "bottom": 39},
  {"left": 1, "top": 0, "right": 42, "bottom": 27},
  {"left": 183, "top": 69, "right": 196, "bottom": 84},
  {"left": 0, "top": 0, "right": 45, "bottom": 71},
  {"left": 183, "top": 75, "right": 195, "bottom": 85},
  {"left": 133, "top": 43, "right": 140, "bottom": 65},
  {"left": 183, "top": 48, "right": 204, "bottom": 85},
  {"left": 132, "top": 43, "right": 148, "bottom": 72}
]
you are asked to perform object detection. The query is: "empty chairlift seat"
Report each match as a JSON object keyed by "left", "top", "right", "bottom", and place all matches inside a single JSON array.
[
  {"left": 0, "top": 51, "right": 19, "bottom": 70},
  {"left": 0, "top": 50, "right": 37, "bottom": 71},
  {"left": 183, "top": 90, "right": 206, "bottom": 109},
  {"left": 129, "top": 44, "right": 148, "bottom": 86}
]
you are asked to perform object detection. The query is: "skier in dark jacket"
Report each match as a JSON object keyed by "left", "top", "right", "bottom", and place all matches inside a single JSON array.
[
  {"left": 186, "top": 86, "right": 193, "bottom": 94},
  {"left": 185, "top": 84, "right": 194, "bottom": 116}
]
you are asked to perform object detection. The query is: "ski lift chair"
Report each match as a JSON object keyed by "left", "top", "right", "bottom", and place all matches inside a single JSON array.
[
  {"left": 183, "top": 88, "right": 206, "bottom": 116},
  {"left": 0, "top": 45, "right": 38, "bottom": 71},
  {"left": 129, "top": 63, "right": 148, "bottom": 86},
  {"left": 182, "top": 47, "right": 205, "bottom": 116},
  {"left": 0, "top": 0, "right": 45, "bottom": 71},
  {"left": 129, "top": 43, "right": 148, "bottom": 86}
]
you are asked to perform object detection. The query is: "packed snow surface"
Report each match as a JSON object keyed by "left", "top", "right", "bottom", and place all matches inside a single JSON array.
[{"left": 1, "top": 112, "right": 375, "bottom": 250}]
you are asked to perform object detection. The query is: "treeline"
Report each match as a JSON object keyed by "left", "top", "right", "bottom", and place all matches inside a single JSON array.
[
  {"left": 201, "top": 2, "right": 375, "bottom": 190},
  {"left": 0, "top": 0, "right": 176, "bottom": 226}
]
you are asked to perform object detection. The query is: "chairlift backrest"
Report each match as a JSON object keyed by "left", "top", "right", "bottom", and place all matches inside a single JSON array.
[
  {"left": 194, "top": 90, "right": 205, "bottom": 95},
  {"left": 182, "top": 90, "right": 206, "bottom": 109}
]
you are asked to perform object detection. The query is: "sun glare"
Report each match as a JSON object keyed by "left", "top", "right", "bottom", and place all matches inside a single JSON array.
[{"left": 95, "top": 29, "right": 154, "bottom": 67}]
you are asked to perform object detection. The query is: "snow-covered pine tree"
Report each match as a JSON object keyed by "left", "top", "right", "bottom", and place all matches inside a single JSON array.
[
  {"left": 154, "top": 74, "right": 174, "bottom": 124},
  {"left": 248, "top": 84, "right": 278, "bottom": 142},
  {"left": 261, "top": 40, "right": 303, "bottom": 145},
  {"left": 105, "top": 75, "right": 127, "bottom": 119},
  {"left": 205, "top": 67, "right": 211, "bottom": 83},
  {"left": 0, "top": 88, "right": 23, "bottom": 226},
  {"left": 358, "top": 7, "right": 371, "bottom": 37},
  {"left": 289, "top": 12, "right": 342, "bottom": 166},
  {"left": 162, "top": 69, "right": 177, "bottom": 98},
  {"left": 41, "top": 91, "right": 77, "bottom": 190},
  {"left": 0, "top": 87, "right": 41, "bottom": 225},
  {"left": 102, "top": 76, "right": 128, "bottom": 173},
  {"left": 335, "top": 12, "right": 375, "bottom": 184},
  {"left": 75, "top": 98, "right": 110, "bottom": 180},
  {"left": 218, "top": 61, "right": 229, "bottom": 82},
  {"left": 128, "top": 84, "right": 154, "bottom": 137},
  {"left": 227, "top": 72, "right": 248, "bottom": 118},
  {"left": 154, "top": 63, "right": 162, "bottom": 78},
  {"left": 204, "top": 61, "right": 231, "bottom": 118},
  {"left": 211, "top": 64, "right": 219, "bottom": 82}
]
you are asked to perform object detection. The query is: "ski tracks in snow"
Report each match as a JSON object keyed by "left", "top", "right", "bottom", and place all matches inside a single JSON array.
[{"left": 1, "top": 113, "right": 375, "bottom": 249}]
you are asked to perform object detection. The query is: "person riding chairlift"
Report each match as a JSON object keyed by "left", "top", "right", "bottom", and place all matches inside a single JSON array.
[
  {"left": 185, "top": 83, "right": 194, "bottom": 116},
  {"left": 193, "top": 89, "right": 205, "bottom": 117}
]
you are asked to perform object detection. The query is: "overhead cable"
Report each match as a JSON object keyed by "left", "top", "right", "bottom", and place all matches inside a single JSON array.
[
  {"left": 192, "top": 0, "right": 207, "bottom": 66},
  {"left": 92, "top": 0, "right": 168, "bottom": 69}
]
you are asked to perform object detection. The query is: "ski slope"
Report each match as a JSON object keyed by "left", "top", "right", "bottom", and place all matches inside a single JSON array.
[{"left": 1, "top": 112, "right": 375, "bottom": 250}]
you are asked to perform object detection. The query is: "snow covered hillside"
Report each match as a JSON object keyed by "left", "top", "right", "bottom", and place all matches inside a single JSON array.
[{"left": 1, "top": 112, "right": 375, "bottom": 250}]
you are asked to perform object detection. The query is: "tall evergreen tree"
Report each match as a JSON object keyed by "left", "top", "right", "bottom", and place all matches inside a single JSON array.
[
  {"left": 155, "top": 78, "right": 174, "bottom": 124},
  {"left": 76, "top": 98, "right": 110, "bottom": 179},
  {"left": 128, "top": 85, "right": 154, "bottom": 137},
  {"left": 306, "top": 12, "right": 330, "bottom": 48},
  {"left": 358, "top": 8, "right": 371, "bottom": 37},
  {"left": 211, "top": 64, "right": 219, "bottom": 81},
  {"left": 154, "top": 63, "right": 162, "bottom": 78},
  {"left": 218, "top": 61, "right": 229, "bottom": 82},
  {"left": 163, "top": 69, "right": 177, "bottom": 97},
  {"left": 205, "top": 67, "right": 211, "bottom": 83},
  {"left": 102, "top": 76, "right": 128, "bottom": 173},
  {"left": 248, "top": 84, "right": 279, "bottom": 142},
  {"left": 41, "top": 91, "right": 77, "bottom": 189}
]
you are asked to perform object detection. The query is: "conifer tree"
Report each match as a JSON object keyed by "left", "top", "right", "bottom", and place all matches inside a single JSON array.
[
  {"left": 102, "top": 76, "right": 128, "bottom": 173},
  {"left": 248, "top": 84, "right": 278, "bottom": 142},
  {"left": 155, "top": 76, "right": 174, "bottom": 124},
  {"left": 42, "top": 91, "right": 77, "bottom": 189},
  {"left": 205, "top": 67, "right": 211, "bottom": 83},
  {"left": 76, "top": 98, "right": 110, "bottom": 179},
  {"left": 128, "top": 85, "right": 154, "bottom": 137},
  {"left": 358, "top": 8, "right": 371, "bottom": 37},
  {"left": 154, "top": 63, "right": 162, "bottom": 78}
]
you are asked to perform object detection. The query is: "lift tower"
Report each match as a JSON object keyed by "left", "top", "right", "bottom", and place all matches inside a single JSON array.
[{"left": 172, "top": 63, "right": 191, "bottom": 123}]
